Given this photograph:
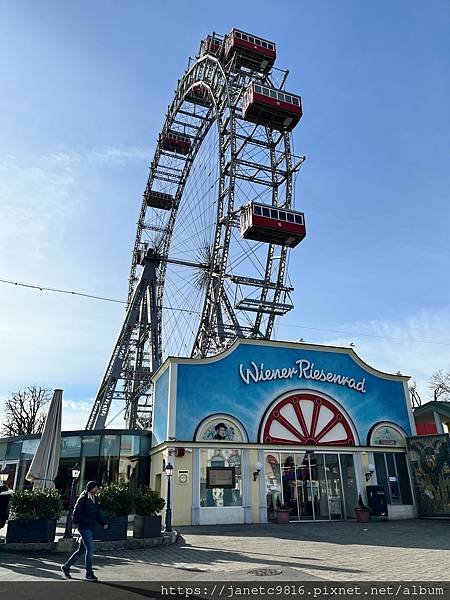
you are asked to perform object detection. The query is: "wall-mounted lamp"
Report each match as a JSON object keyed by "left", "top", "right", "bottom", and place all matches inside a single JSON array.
[
  {"left": 253, "top": 461, "right": 263, "bottom": 481},
  {"left": 365, "top": 463, "right": 375, "bottom": 482}
]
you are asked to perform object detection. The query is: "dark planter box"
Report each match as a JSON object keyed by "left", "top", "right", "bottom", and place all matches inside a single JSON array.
[
  {"left": 133, "top": 514, "right": 161, "bottom": 538},
  {"left": 6, "top": 518, "right": 57, "bottom": 543},
  {"left": 93, "top": 515, "right": 128, "bottom": 541}
]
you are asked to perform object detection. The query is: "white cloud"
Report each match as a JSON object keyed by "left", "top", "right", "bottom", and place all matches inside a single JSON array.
[
  {"left": 305, "top": 307, "right": 450, "bottom": 404},
  {"left": 89, "top": 146, "right": 151, "bottom": 166},
  {"left": 0, "top": 153, "right": 80, "bottom": 262},
  {"left": 0, "top": 145, "right": 150, "bottom": 432}
]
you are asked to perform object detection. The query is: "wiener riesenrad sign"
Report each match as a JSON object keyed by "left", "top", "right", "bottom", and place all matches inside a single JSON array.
[{"left": 238, "top": 358, "right": 367, "bottom": 394}]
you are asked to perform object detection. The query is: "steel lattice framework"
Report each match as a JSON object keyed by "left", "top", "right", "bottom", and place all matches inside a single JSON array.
[{"left": 86, "top": 32, "right": 305, "bottom": 431}]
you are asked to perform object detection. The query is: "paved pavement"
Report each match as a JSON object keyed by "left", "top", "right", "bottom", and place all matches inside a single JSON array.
[{"left": 0, "top": 520, "right": 449, "bottom": 582}]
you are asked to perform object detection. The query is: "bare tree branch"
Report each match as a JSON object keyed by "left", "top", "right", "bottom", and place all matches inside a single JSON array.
[
  {"left": 1, "top": 386, "right": 51, "bottom": 436},
  {"left": 429, "top": 369, "right": 450, "bottom": 402}
]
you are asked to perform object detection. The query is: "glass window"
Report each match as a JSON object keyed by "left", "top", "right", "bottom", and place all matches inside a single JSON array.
[
  {"left": 21, "top": 439, "right": 40, "bottom": 460},
  {"left": 99, "top": 435, "right": 120, "bottom": 487},
  {"left": 119, "top": 434, "right": 141, "bottom": 490},
  {"left": 340, "top": 454, "right": 358, "bottom": 519},
  {"left": 286, "top": 96, "right": 292, "bottom": 104},
  {"left": 279, "top": 211, "right": 286, "bottom": 221},
  {"left": 200, "top": 449, "right": 242, "bottom": 507},
  {"left": 242, "top": 34, "right": 248, "bottom": 41},
  {"left": 270, "top": 209, "right": 278, "bottom": 219},
  {"left": 0, "top": 441, "right": 7, "bottom": 461},
  {"left": 100, "top": 435, "right": 120, "bottom": 457},
  {"left": 60, "top": 436, "right": 81, "bottom": 458},
  {"left": 254, "top": 85, "right": 262, "bottom": 94},
  {"left": 262, "top": 207, "right": 270, "bottom": 217},
  {"left": 55, "top": 457, "right": 81, "bottom": 510},
  {"left": 294, "top": 214, "right": 303, "bottom": 224},
  {"left": 81, "top": 435, "right": 101, "bottom": 457},
  {"left": 277, "top": 92, "right": 283, "bottom": 100},
  {"left": 120, "top": 435, "right": 140, "bottom": 457},
  {"left": 375, "top": 452, "right": 412, "bottom": 505},
  {"left": 324, "top": 454, "right": 344, "bottom": 520},
  {"left": 263, "top": 88, "right": 270, "bottom": 96},
  {"left": 293, "top": 98, "right": 299, "bottom": 106},
  {"left": 6, "top": 441, "right": 21, "bottom": 460},
  {"left": 270, "top": 90, "right": 277, "bottom": 98},
  {"left": 235, "top": 31, "right": 241, "bottom": 39},
  {"left": 265, "top": 452, "right": 281, "bottom": 520},
  {"left": 79, "top": 457, "right": 99, "bottom": 488},
  {"left": 287, "top": 213, "right": 294, "bottom": 222},
  {"left": 249, "top": 37, "right": 254, "bottom": 43},
  {"left": 386, "top": 453, "right": 396, "bottom": 477},
  {"left": 281, "top": 453, "right": 298, "bottom": 519},
  {"left": 262, "top": 41, "right": 267, "bottom": 48},
  {"left": 254, "top": 205, "right": 262, "bottom": 215},
  {"left": 16, "top": 460, "right": 33, "bottom": 491},
  {"left": 396, "top": 454, "right": 413, "bottom": 504},
  {"left": 374, "top": 452, "right": 389, "bottom": 494},
  {"left": 255, "top": 39, "right": 261, "bottom": 46}
]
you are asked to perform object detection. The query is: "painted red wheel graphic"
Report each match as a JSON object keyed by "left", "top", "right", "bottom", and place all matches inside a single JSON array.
[{"left": 262, "top": 393, "right": 355, "bottom": 446}]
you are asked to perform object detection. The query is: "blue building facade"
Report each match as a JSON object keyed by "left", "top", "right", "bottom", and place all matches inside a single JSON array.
[{"left": 151, "top": 339, "right": 417, "bottom": 525}]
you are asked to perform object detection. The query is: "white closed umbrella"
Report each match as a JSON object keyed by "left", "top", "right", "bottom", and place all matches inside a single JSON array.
[{"left": 26, "top": 388, "right": 63, "bottom": 489}]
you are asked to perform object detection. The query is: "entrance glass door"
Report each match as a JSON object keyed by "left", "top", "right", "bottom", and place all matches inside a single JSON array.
[
  {"left": 280, "top": 453, "right": 299, "bottom": 518},
  {"left": 265, "top": 451, "right": 356, "bottom": 521},
  {"left": 324, "top": 454, "right": 344, "bottom": 519}
]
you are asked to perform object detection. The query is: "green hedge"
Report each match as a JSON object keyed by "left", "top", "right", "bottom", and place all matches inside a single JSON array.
[
  {"left": 133, "top": 488, "right": 165, "bottom": 516},
  {"left": 96, "top": 485, "right": 165, "bottom": 517},
  {"left": 10, "top": 488, "right": 63, "bottom": 521},
  {"left": 96, "top": 484, "right": 134, "bottom": 517}
]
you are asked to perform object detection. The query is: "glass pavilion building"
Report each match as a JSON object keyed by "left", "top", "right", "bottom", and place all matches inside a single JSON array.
[{"left": 0, "top": 429, "right": 150, "bottom": 507}]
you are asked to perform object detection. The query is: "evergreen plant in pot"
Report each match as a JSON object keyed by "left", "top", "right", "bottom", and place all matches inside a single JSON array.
[
  {"left": 133, "top": 488, "right": 165, "bottom": 538},
  {"left": 6, "top": 488, "right": 63, "bottom": 543},
  {"left": 94, "top": 484, "right": 133, "bottom": 540}
]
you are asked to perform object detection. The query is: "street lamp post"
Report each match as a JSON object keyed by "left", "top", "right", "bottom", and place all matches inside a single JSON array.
[
  {"left": 164, "top": 462, "right": 173, "bottom": 533},
  {"left": 63, "top": 463, "right": 80, "bottom": 539}
]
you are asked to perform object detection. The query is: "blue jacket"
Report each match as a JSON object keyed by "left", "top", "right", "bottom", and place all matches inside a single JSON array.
[{"left": 72, "top": 492, "right": 106, "bottom": 531}]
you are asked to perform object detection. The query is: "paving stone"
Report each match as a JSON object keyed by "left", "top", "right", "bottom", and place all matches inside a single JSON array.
[{"left": 0, "top": 520, "right": 448, "bottom": 582}]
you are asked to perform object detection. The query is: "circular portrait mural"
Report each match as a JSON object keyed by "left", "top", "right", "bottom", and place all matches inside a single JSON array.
[{"left": 195, "top": 414, "right": 247, "bottom": 443}]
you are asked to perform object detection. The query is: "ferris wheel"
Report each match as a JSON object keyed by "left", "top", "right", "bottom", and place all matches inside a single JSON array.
[{"left": 86, "top": 29, "right": 306, "bottom": 430}]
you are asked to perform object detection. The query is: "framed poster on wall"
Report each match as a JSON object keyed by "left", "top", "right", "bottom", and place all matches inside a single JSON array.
[{"left": 206, "top": 466, "right": 236, "bottom": 489}]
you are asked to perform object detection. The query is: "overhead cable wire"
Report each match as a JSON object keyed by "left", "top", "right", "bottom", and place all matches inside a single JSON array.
[{"left": 2, "top": 276, "right": 450, "bottom": 347}]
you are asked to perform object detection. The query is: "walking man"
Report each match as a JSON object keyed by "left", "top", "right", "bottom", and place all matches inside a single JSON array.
[{"left": 61, "top": 481, "right": 108, "bottom": 582}]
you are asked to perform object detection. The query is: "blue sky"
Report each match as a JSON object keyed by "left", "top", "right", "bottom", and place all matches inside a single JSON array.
[{"left": 0, "top": 1, "right": 449, "bottom": 430}]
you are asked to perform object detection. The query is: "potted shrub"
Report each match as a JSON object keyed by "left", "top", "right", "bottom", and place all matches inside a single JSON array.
[
  {"left": 94, "top": 484, "right": 133, "bottom": 540},
  {"left": 6, "top": 488, "right": 63, "bottom": 543},
  {"left": 132, "top": 488, "right": 165, "bottom": 538},
  {"left": 275, "top": 498, "right": 291, "bottom": 524},
  {"left": 354, "top": 494, "right": 371, "bottom": 523}
]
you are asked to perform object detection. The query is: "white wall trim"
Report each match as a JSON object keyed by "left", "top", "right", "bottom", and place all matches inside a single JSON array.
[{"left": 167, "top": 363, "right": 178, "bottom": 440}]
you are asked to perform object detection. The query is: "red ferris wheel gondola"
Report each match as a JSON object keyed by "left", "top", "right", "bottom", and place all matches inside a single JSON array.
[
  {"left": 242, "top": 82, "right": 303, "bottom": 132},
  {"left": 224, "top": 29, "right": 276, "bottom": 74},
  {"left": 240, "top": 201, "right": 306, "bottom": 248}
]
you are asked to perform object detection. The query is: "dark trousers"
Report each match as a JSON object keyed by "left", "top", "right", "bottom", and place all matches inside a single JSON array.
[{"left": 64, "top": 528, "right": 94, "bottom": 575}]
